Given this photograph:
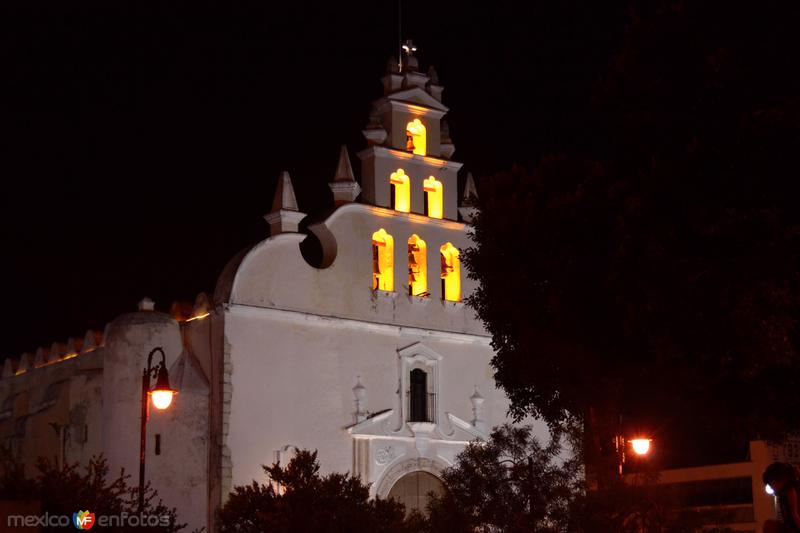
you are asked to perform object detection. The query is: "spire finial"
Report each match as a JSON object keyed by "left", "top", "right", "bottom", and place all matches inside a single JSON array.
[
  {"left": 470, "top": 385, "right": 486, "bottom": 432},
  {"left": 459, "top": 173, "right": 479, "bottom": 223},
  {"left": 329, "top": 146, "right": 362, "bottom": 205},
  {"left": 427, "top": 65, "right": 439, "bottom": 85},
  {"left": 333, "top": 145, "right": 355, "bottom": 183},
  {"left": 265, "top": 171, "right": 306, "bottom": 234},
  {"left": 272, "top": 171, "right": 299, "bottom": 212},
  {"left": 463, "top": 172, "right": 478, "bottom": 205},
  {"left": 401, "top": 39, "right": 419, "bottom": 72},
  {"left": 352, "top": 375, "right": 368, "bottom": 423}
]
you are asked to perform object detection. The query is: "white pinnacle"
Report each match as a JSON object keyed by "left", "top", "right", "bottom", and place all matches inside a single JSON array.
[
  {"left": 272, "top": 171, "right": 299, "bottom": 212},
  {"left": 463, "top": 172, "right": 479, "bottom": 204},
  {"left": 333, "top": 145, "right": 356, "bottom": 183}
]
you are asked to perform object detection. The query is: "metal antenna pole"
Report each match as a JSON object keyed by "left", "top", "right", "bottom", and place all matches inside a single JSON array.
[{"left": 398, "top": 0, "right": 402, "bottom": 70}]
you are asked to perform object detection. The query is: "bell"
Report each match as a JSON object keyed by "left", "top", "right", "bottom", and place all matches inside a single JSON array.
[{"left": 406, "top": 133, "right": 415, "bottom": 152}]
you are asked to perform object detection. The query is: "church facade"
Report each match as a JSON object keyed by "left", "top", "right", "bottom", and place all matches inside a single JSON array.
[{"left": 0, "top": 51, "right": 524, "bottom": 532}]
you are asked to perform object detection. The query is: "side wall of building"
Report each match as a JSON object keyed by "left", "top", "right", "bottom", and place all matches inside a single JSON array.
[{"left": 103, "top": 311, "right": 209, "bottom": 533}]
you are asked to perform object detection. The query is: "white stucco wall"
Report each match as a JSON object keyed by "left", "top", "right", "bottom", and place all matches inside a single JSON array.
[
  {"left": 230, "top": 203, "right": 480, "bottom": 333},
  {"left": 358, "top": 148, "right": 461, "bottom": 220},
  {"left": 103, "top": 311, "right": 208, "bottom": 532},
  {"left": 223, "top": 202, "right": 548, "bottom": 498},
  {"left": 225, "top": 308, "right": 509, "bottom": 488}
]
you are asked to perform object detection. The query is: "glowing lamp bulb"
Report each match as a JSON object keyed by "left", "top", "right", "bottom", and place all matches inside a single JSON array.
[
  {"left": 150, "top": 390, "right": 174, "bottom": 410},
  {"left": 630, "top": 438, "right": 651, "bottom": 456},
  {"left": 766, "top": 484, "right": 775, "bottom": 495}
]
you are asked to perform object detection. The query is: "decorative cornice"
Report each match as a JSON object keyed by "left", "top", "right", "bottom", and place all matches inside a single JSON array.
[
  {"left": 225, "top": 303, "right": 491, "bottom": 344},
  {"left": 356, "top": 146, "right": 463, "bottom": 172},
  {"left": 375, "top": 86, "right": 449, "bottom": 114}
]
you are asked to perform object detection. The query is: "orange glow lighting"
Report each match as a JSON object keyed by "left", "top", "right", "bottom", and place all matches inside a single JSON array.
[
  {"left": 372, "top": 229, "right": 394, "bottom": 291},
  {"left": 423, "top": 176, "right": 443, "bottom": 219},
  {"left": 390, "top": 169, "right": 410, "bottom": 213},
  {"left": 406, "top": 119, "right": 426, "bottom": 156},
  {"left": 408, "top": 235, "right": 428, "bottom": 296},
  {"left": 150, "top": 390, "right": 175, "bottom": 410},
  {"left": 186, "top": 312, "right": 210, "bottom": 322},
  {"left": 440, "top": 242, "right": 461, "bottom": 302},
  {"left": 630, "top": 438, "right": 651, "bottom": 456}
]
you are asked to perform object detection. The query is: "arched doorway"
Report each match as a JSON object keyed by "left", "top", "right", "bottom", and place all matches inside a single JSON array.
[{"left": 387, "top": 470, "right": 444, "bottom": 514}]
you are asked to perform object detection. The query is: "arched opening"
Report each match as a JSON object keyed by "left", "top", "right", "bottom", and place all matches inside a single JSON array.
[
  {"left": 388, "top": 471, "right": 444, "bottom": 515},
  {"left": 422, "top": 176, "right": 443, "bottom": 219},
  {"left": 390, "top": 169, "right": 410, "bottom": 213},
  {"left": 407, "top": 235, "right": 428, "bottom": 297},
  {"left": 372, "top": 229, "right": 394, "bottom": 291},
  {"left": 406, "top": 119, "right": 427, "bottom": 156},
  {"left": 408, "top": 368, "right": 431, "bottom": 422},
  {"left": 440, "top": 243, "right": 461, "bottom": 302}
]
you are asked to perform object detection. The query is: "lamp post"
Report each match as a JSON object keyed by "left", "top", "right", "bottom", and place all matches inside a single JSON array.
[
  {"left": 139, "top": 347, "right": 177, "bottom": 512},
  {"left": 272, "top": 444, "right": 300, "bottom": 495},
  {"left": 499, "top": 456, "right": 535, "bottom": 528},
  {"left": 616, "top": 435, "right": 653, "bottom": 476}
]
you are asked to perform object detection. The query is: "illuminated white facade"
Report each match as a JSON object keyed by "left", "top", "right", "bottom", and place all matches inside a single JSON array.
[
  {"left": 214, "top": 49, "right": 519, "bottom": 515},
  {"left": 0, "top": 51, "right": 535, "bottom": 532}
]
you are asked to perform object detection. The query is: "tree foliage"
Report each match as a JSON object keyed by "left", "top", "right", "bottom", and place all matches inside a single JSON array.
[
  {"left": 575, "top": 478, "right": 715, "bottom": 533},
  {"left": 426, "top": 424, "right": 580, "bottom": 533},
  {"left": 0, "top": 454, "right": 185, "bottom": 532},
  {"left": 465, "top": 0, "right": 800, "bottom": 464},
  {"left": 218, "top": 449, "right": 418, "bottom": 533},
  {"left": 426, "top": 425, "right": 722, "bottom": 533}
]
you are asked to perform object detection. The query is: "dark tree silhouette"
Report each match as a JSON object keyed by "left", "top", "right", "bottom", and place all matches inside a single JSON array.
[
  {"left": 426, "top": 424, "right": 716, "bottom": 533},
  {"left": 0, "top": 455, "right": 185, "bottom": 532},
  {"left": 218, "top": 449, "right": 419, "bottom": 533},
  {"left": 426, "top": 424, "right": 580, "bottom": 533},
  {"left": 465, "top": 0, "right": 800, "bottom": 475}
]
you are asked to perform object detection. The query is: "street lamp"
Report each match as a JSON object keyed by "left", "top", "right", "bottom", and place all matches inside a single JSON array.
[
  {"left": 616, "top": 435, "right": 653, "bottom": 476},
  {"left": 139, "top": 347, "right": 177, "bottom": 512},
  {"left": 630, "top": 438, "right": 652, "bottom": 456}
]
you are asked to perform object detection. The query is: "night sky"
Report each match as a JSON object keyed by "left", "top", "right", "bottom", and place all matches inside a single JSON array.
[{"left": 3, "top": 1, "right": 627, "bottom": 358}]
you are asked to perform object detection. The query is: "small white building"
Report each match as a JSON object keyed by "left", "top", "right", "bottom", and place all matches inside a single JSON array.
[{"left": 1, "top": 49, "right": 536, "bottom": 532}]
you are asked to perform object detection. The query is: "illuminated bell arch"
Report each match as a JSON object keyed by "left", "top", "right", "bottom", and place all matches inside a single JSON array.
[
  {"left": 372, "top": 229, "right": 394, "bottom": 291},
  {"left": 423, "top": 176, "right": 443, "bottom": 219},
  {"left": 408, "top": 234, "right": 428, "bottom": 297},
  {"left": 406, "top": 119, "right": 426, "bottom": 156},
  {"left": 440, "top": 242, "right": 460, "bottom": 302},
  {"left": 389, "top": 169, "right": 410, "bottom": 213}
]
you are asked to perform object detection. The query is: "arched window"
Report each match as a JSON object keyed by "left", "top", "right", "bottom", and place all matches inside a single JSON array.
[
  {"left": 372, "top": 229, "right": 394, "bottom": 291},
  {"left": 440, "top": 243, "right": 461, "bottom": 302},
  {"left": 409, "top": 369, "right": 430, "bottom": 422},
  {"left": 423, "top": 176, "right": 443, "bottom": 219},
  {"left": 408, "top": 235, "right": 428, "bottom": 297},
  {"left": 406, "top": 119, "right": 426, "bottom": 156},
  {"left": 390, "top": 169, "right": 410, "bottom": 213}
]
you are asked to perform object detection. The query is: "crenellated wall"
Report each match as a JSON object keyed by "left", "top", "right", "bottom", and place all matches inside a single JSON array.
[
  {"left": 0, "top": 297, "right": 214, "bottom": 533},
  {"left": 0, "top": 329, "right": 106, "bottom": 477}
]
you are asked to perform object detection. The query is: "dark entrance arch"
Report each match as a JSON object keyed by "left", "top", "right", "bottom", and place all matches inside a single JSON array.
[{"left": 387, "top": 470, "right": 444, "bottom": 514}]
